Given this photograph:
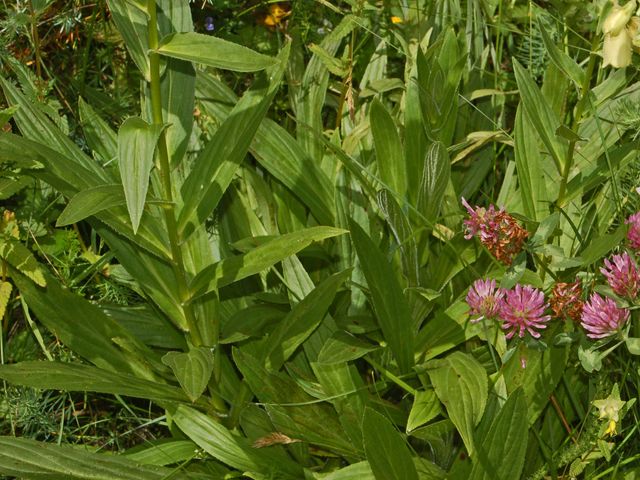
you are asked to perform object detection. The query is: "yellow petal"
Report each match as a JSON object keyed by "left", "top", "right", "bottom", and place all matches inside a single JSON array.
[{"left": 603, "top": 30, "right": 633, "bottom": 67}]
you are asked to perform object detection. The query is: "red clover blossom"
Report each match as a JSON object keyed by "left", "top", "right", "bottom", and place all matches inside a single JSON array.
[
  {"left": 580, "top": 293, "right": 630, "bottom": 339},
  {"left": 466, "top": 279, "right": 504, "bottom": 323},
  {"left": 600, "top": 252, "right": 640, "bottom": 299},
  {"left": 627, "top": 212, "right": 640, "bottom": 250},
  {"left": 498, "top": 285, "right": 551, "bottom": 339}
]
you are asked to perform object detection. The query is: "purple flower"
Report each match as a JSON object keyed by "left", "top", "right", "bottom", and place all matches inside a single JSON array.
[
  {"left": 498, "top": 285, "right": 551, "bottom": 339},
  {"left": 600, "top": 252, "right": 640, "bottom": 299},
  {"left": 581, "top": 293, "right": 629, "bottom": 339},
  {"left": 627, "top": 212, "right": 640, "bottom": 250},
  {"left": 466, "top": 279, "right": 504, "bottom": 323}
]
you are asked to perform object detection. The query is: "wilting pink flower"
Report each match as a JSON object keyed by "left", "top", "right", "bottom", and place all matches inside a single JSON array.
[
  {"left": 581, "top": 293, "right": 629, "bottom": 339},
  {"left": 461, "top": 198, "right": 528, "bottom": 265},
  {"left": 498, "top": 285, "right": 551, "bottom": 339},
  {"left": 600, "top": 252, "right": 640, "bottom": 299},
  {"left": 550, "top": 280, "right": 584, "bottom": 321},
  {"left": 466, "top": 279, "right": 504, "bottom": 323},
  {"left": 626, "top": 212, "right": 640, "bottom": 250}
]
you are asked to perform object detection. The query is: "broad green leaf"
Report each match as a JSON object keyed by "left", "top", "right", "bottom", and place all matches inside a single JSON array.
[
  {"left": 172, "top": 404, "right": 303, "bottom": 478},
  {"left": 370, "top": 99, "right": 406, "bottom": 197},
  {"left": 158, "top": 32, "right": 277, "bottom": 72},
  {"left": 0, "top": 361, "right": 190, "bottom": 403},
  {"left": 469, "top": 389, "right": 528, "bottom": 480},
  {"left": 259, "top": 269, "right": 350, "bottom": 370},
  {"left": 78, "top": 98, "right": 117, "bottom": 163},
  {"left": 107, "top": 0, "right": 150, "bottom": 80},
  {"left": 362, "top": 407, "right": 419, "bottom": 480},
  {"left": 117, "top": 116, "right": 164, "bottom": 233},
  {"left": 580, "top": 226, "right": 626, "bottom": 266},
  {"left": 196, "top": 74, "right": 335, "bottom": 225},
  {"left": 349, "top": 220, "right": 414, "bottom": 373},
  {"left": 404, "top": 58, "right": 428, "bottom": 202},
  {"left": 162, "top": 347, "right": 214, "bottom": 402},
  {"left": 123, "top": 440, "right": 198, "bottom": 466},
  {"left": 539, "top": 26, "right": 585, "bottom": 88},
  {"left": 514, "top": 106, "right": 548, "bottom": 221},
  {"left": 319, "top": 462, "right": 375, "bottom": 480},
  {"left": 0, "top": 437, "right": 192, "bottom": 480},
  {"left": 317, "top": 331, "right": 379, "bottom": 364},
  {"left": 426, "top": 351, "right": 488, "bottom": 456},
  {"left": 234, "top": 348, "right": 357, "bottom": 457},
  {"left": 190, "top": 226, "right": 347, "bottom": 297},
  {"left": 10, "top": 268, "right": 156, "bottom": 379},
  {"left": 308, "top": 43, "right": 348, "bottom": 76},
  {"left": 418, "top": 141, "right": 450, "bottom": 226},
  {"left": 103, "top": 304, "right": 186, "bottom": 349},
  {"left": 530, "top": 212, "right": 560, "bottom": 249},
  {"left": 0, "top": 177, "right": 31, "bottom": 200},
  {"left": 513, "top": 59, "right": 565, "bottom": 173},
  {"left": 407, "top": 389, "right": 441, "bottom": 432},
  {"left": 503, "top": 328, "right": 569, "bottom": 425},
  {"left": 0, "top": 238, "right": 46, "bottom": 286},
  {"left": 57, "top": 184, "right": 125, "bottom": 226},
  {"left": 0, "top": 281, "right": 11, "bottom": 321},
  {"left": 178, "top": 43, "right": 290, "bottom": 238},
  {"left": 626, "top": 337, "right": 640, "bottom": 355}
]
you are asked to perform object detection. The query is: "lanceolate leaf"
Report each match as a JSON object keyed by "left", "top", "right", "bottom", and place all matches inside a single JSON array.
[
  {"left": 0, "top": 361, "right": 189, "bottom": 404},
  {"left": 349, "top": 220, "right": 414, "bottom": 373},
  {"left": 117, "top": 116, "right": 164, "bottom": 233},
  {"left": 0, "top": 437, "right": 193, "bottom": 480},
  {"left": 426, "top": 351, "right": 488, "bottom": 456},
  {"left": 57, "top": 184, "right": 125, "bottom": 226},
  {"left": 78, "top": 98, "right": 117, "bottom": 163},
  {"left": 162, "top": 347, "right": 214, "bottom": 402},
  {"left": 0, "top": 238, "right": 46, "bottom": 286},
  {"left": 108, "top": 0, "right": 150, "bottom": 81},
  {"left": 469, "top": 389, "right": 528, "bottom": 480},
  {"left": 158, "top": 32, "right": 277, "bottom": 72},
  {"left": 418, "top": 141, "right": 450, "bottom": 226},
  {"left": 362, "top": 408, "right": 419, "bottom": 480},
  {"left": 189, "top": 226, "right": 347, "bottom": 297},
  {"left": 370, "top": 99, "right": 406, "bottom": 197},
  {"left": 178, "top": 42, "right": 290, "bottom": 239},
  {"left": 172, "top": 404, "right": 303, "bottom": 478}
]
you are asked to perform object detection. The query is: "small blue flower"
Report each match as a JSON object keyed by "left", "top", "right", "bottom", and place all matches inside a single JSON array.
[{"left": 204, "top": 17, "right": 214, "bottom": 31}]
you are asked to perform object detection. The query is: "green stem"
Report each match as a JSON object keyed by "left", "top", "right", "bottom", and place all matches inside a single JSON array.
[
  {"left": 365, "top": 357, "right": 416, "bottom": 395},
  {"left": 147, "top": 0, "right": 202, "bottom": 348}
]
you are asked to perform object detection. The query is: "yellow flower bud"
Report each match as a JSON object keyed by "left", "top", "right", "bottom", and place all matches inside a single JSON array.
[{"left": 603, "top": 28, "right": 633, "bottom": 67}]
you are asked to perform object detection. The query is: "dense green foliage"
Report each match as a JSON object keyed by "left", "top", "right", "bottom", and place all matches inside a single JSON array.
[{"left": 2, "top": 0, "right": 640, "bottom": 478}]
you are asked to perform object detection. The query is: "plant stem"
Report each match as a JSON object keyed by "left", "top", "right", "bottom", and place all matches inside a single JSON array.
[{"left": 146, "top": 0, "right": 202, "bottom": 348}]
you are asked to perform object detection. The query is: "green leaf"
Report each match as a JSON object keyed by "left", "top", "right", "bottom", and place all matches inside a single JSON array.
[
  {"left": 513, "top": 59, "right": 566, "bottom": 174},
  {"left": 317, "top": 331, "right": 378, "bottom": 364},
  {"left": 10, "top": 268, "right": 155, "bottom": 379},
  {"left": 625, "top": 337, "right": 640, "bottom": 355},
  {"left": 349, "top": 220, "right": 414, "bottom": 373},
  {"left": 370, "top": 99, "right": 406, "bottom": 197},
  {"left": 117, "top": 117, "right": 164, "bottom": 233},
  {"left": 418, "top": 141, "right": 450, "bottom": 225},
  {"left": 407, "top": 389, "right": 441, "bottom": 432},
  {"left": 426, "top": 351, "right": 488, "bottom": 456},
  {"left": 0, "top": 437, "right": 192, "bottom": 480},
  {"left": 580, "top": 226, "right": 626, "bottom": 266},
  {"left": 172, "top": 404, "right": 303, "bottom": 478},
  {"left": 190, "top": 226, "right": 347, "bottom": 297},
  {"left": 107, "top": 0, "right": 150, "bottom": 80},
  {"left": 178, "top": 43, "right": 290, "bottom": 239},
  {"left": 539, "top": 26, "right": 585, "bottom": 88},
  {"left": 0, "top": 238, "right": 46, "bottom": 286},
  {"left": 161, "top": 347, "right": 214, "bottom": 402},
  {"left": 123, "top": 440, "right": 198, "bottom": 466},
  {"left": 469, "top": 389, "right": 528, "bottom": 480},
  {"left": 319, "top": 462, "right": 375, "bottom": 480},
  {"left": 362, "top": 407, "right": 419, "bottom": 480},
  {"left": 78, "top": 98, "right": 117, "bottom": 163},
  {"left": 157, "top": 32, "right": 277, "bottom": 72},
  {"left": 530, "top": 212, "right": 560, "bottom": 249},
  {"left": 259, "top": 269, "right": 350, "bottom": 370},
  {"left": 308, "top": 43, "right": 348, "bottom": 76},
  {"left": 0, "top": 105, "right": 18, "bottom": 127},
  {"left": 514, "top": 106, "right": 548, "bottom": 221},
  {"left": 0, "top": 361, "right": 189, "bottom": 403},
  {"left": 57, "top": 184, "right": 125, "bottom": 226}
]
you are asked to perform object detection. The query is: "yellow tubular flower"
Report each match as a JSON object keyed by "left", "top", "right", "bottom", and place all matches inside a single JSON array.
[{"left": 602, "top": 0, "right": 639, "bottom": 67}]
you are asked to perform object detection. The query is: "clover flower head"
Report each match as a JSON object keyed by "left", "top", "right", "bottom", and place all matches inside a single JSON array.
[
  {"left": 626, "top": 211, "right": 640, "bottom": 249},
  {"left": 498, "top": 284, "right": 551, "bottom": 339},
  {"left": 580, "top": 293, "right": 629, "bottom": 339},
  {"left": 461, "top": 198, "right": 528, "bottom": 265},
  {"left": 600, "top": 252, "right": 640, "bottom": 299},
  {"left": 550, "top": 280, "right": 584, "bottom": 321},
  {"left": 466, "top": 279, "right": 504, "bottom": 323}
]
